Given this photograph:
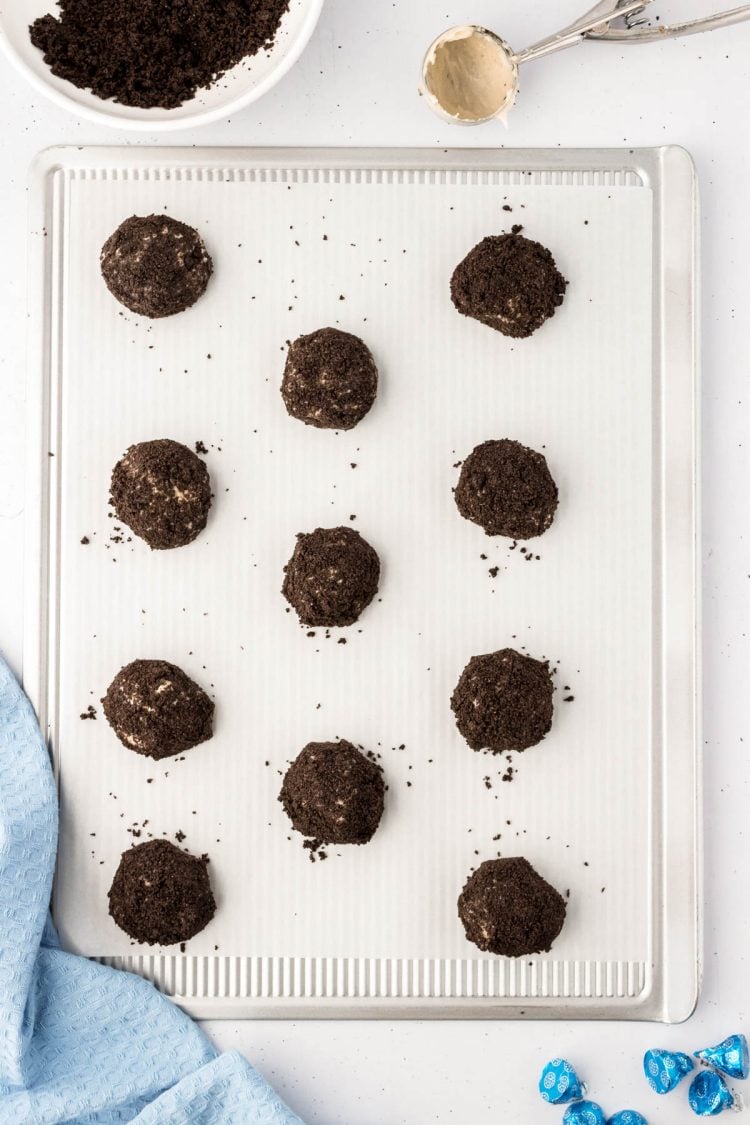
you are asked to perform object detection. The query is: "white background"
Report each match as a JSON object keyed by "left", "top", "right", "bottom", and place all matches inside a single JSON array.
[{"left": 0, "top": 1, "right": 748, "bottom": 1122}]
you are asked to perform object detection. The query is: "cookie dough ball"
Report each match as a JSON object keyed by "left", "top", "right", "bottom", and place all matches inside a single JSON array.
[
  {"left": 102, "top": 659, "right": 213, "bottom": 760},
  {"left": 450, "top": 228, "right": 566, "bottom": 338},
  {"left": 282, "top": 526, "right": 380, "bottom": 627},
  {"left": 279, "top": 740, "right": 385, "bottom": 845},
  {"left": 100, "top": 215, "right": 212, "bottom": 318},
  {"left": 108, "top": 839, "right": 216, "bottom": 946},
  {"left": 109, "top": 438, "right": 211, "bottom": 550},
  {"left": 458, "top": 857, "right": 567, "bottom": 956},
  {"left": 455, "top": 439, "right": 558, "bottom": 539},
  {"left": 281, "top": 327, "right": 378, "bottom": 430},
  {"left": 451, "top": 648, "right": 554, "bottom": 753}
]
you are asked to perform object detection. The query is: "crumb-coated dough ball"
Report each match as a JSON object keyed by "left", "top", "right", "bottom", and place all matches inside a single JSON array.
[
  {"left": 109, "top": 438, "right": 211, "bottom": 550},
  {"left": 450, "top": 228, "right": 566, "bottom": 338},
  {"left": 108, "top": 839, "right": 216, "bottom": 946},
  {"left": 100, "top": 214, "right": 212, "bottom": 318},
  {"left": 451, "top": 648, "right": 554, "bottom": 753},
  {"left": 454, "top": 438, "right": 558, "bottom": 540},
  {"left": 458, "top": 857, "right": 567, "bottom": 956},
  {"left": 279, "top": 740, "right": 385, "bottom": 845},
  {"left": 102, "top": 659, "right": 214, "bottom": 760},
  {"left": 282, "top": 526, "right": 380, "bottom": 627},
  {"left": 281, "top": 327, "right": 379, "bottom": 430}
]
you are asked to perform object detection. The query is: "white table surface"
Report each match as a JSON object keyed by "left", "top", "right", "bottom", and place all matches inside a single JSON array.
[{"left": 1, "top": 2, "right": 748, "bottom": 1122}]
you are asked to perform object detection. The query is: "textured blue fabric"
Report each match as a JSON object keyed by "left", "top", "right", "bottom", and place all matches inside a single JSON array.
[{"left": 0, "top": 655, "right": 304, "bottom": 1124}]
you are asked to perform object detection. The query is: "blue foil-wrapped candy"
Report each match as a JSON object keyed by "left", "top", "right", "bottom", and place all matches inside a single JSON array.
[
  {"left": 539, "top": 1058, "right": 586, "bottom": 1104},
  {"left": 607, "top": 1113, "right": 648, "bottom": 1125},
  {"left": 563, "top": 1101, "right": 607, "bottom": 1125},
  {"left": 643, "top": 1048, "right": 694, "bottom": 1094},
  {"left": 688, "top": 1071, "right": 735, "bottom": 1116},
  {"left": 695, "top": 1035, "right": 749, "bottom": 1081}
]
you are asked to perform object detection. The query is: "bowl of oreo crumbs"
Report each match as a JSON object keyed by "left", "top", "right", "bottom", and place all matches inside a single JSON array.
[{"left": 0, "top": 0, "right": 324, "bottom": 129}]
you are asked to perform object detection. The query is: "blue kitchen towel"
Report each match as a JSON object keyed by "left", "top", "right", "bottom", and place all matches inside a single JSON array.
[{"left": 0, "top": 655, "right": 304, "bottom": 1124}]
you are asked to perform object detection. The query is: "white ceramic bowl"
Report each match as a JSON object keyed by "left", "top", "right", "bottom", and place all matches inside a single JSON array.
[{"left": 0, "top": 0, "right": 324, "bottom": 130}]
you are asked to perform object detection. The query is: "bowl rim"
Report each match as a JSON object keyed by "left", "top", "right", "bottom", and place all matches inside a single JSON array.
[{"left": 0, "top": 0, "right": 325, "bottom": 131}]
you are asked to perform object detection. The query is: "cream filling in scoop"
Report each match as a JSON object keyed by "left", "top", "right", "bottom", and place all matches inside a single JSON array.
[{"left": 423, "top": 26, "right": 517, "bottom": 122}]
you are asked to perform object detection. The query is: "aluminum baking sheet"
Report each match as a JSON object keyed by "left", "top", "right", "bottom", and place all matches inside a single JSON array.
[{"left": 25, "top": 147, "right": 699, "bottom": 1020}]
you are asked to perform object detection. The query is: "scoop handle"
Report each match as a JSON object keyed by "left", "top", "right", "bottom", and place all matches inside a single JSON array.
[
  {"left": 513, "top": 0, "right": 651, "bottom": 64},
  {"left": 586, "top": 3, "right": 750, "bottom": 41}
]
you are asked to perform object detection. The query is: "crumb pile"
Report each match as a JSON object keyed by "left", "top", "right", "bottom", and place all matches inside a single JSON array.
[{"left": 30, "top": 0, "right": 290, "bottom": 109}]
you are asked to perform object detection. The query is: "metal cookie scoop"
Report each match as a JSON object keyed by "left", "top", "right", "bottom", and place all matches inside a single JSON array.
[{"left": 421, "top": 0, "right": 750, "bottom": 124}]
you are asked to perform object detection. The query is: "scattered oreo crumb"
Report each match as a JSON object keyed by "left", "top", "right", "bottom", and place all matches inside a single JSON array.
[
  {"left": 80, "top": 705, "right": 97, "bottom": 720},
  {"left": 303, "top": 838, "right": 328, "bottom": 862}
]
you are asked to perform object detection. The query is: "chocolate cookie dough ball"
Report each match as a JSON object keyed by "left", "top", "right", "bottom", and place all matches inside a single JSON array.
[
  {"left": 455, "top": 438, "right": 558, "bottom": 539},
  {"left": 102, "top": 659, "right": 214, "bottom": 760},
  {"left": 279, "top": 740, "right": 385, "bottom": 845},
  {"left": 100, "top": 215, "right": 212, "bottom": 318},
  {"left": 281, "top": 327, "right": 378, "bottom": 430},
  {"left": 450, "top": 228, "right": 566, "bottom": 338},
  {"left": 282, "top": 526, "right": 380, "bottom": 627},
  {"left": 458, "top": 857, "right": 566, "bottom": 956},
  {"left": 451, "top": 648, "right": 554, "bottom": 753},
  {"left": 109, "top": 438, "right": 211, "bottom": 550},
  {"left": 108, "top": 839, "right": 216, "bottom": 946}
]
